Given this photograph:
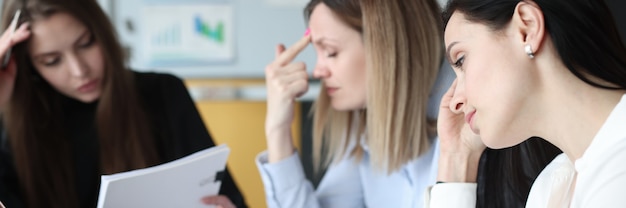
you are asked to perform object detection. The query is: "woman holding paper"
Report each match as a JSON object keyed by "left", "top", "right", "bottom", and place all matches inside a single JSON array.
[
  {"left": 256, "top": 0, "right": 561, "bottom": 207},
  {"left": 0, "top": 0, "right": 246, "bottom": 207}
]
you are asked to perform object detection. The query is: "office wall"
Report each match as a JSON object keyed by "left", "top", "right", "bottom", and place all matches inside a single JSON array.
[
  {"left": 109, "top": 0, "right": 316, "bottom": 78},
  {"left": 103, "top": 1, "right": 318, "bottom": 205}
]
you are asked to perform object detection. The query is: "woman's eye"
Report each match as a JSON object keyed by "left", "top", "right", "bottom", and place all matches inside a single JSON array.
[
  {"left": 327, "top": 52, "right": 337, "bottom": 58},
  {"left": 453, "top": 56, "right": 465, "bottom": 68},
  {"left": 79, "top": 35, "right": 95, "bottom": 48},
  {"left": 42, "top": 57, "right": 60, "bottom": 66}
]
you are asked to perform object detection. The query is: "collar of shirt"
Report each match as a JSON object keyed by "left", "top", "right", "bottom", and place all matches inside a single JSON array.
[{"left": 575, "top": 94, "right": 626, "bottom": 172}]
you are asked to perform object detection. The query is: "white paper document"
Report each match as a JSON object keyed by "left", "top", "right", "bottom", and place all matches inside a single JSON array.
[{"left": 96, "top": 144, "right": 230, "bottom": 208}]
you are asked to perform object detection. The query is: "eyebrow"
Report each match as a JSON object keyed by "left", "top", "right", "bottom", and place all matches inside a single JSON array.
[
  {"left": 31, "top": 30, "right": 91, "bottom": 58},
  {"left": 445, "top": 41, "right": 459, "bottom": 63},
  {"left": 313, "top": 37, "right": 338, "bottom": 47},
  {"left": 74, "top": 30, "right": 91, "bottom": 44}
]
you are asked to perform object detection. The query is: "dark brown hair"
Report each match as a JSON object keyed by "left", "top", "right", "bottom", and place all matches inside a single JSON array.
[{"left": 1, "top": 0, "right": 159, "bottom": 207}]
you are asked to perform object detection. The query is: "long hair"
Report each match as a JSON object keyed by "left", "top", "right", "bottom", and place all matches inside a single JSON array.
[
  {"left": 1, "top": 0, "right": 159, "bottom": 207},
  {"left": 443, "top": 0, "right": 626, "bottom": 207},
  {"left": 305, "top": 0, "right": 443, "bottom": 174},
  {"left": 477, "top": 138, "right": 561, "bottom": 207}
]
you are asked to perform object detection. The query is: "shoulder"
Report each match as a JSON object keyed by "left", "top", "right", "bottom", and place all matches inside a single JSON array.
[
  {"left": 576, "top": 136, "right": 626, "bottom": 183},
  {"left": 533, "top": 153, "right": 571, "bottom": 184},
  {"left": 571, "top": 138, "right": 626, "bottom": 206},
  {"left": 131, "top": 71, "right": 195, "bottom": 113},
  {"left": 526, "top": 153, "right": 571, "bottom": 207},
  {"left": 133, "top": 71, "right": 190, "bottom": 99},
  {"left": 133, "top": 71, "right": 186, "bottom": 90}
]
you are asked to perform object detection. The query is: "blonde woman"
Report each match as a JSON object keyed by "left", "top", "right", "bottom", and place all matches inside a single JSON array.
[{"left": 255, "top": 0, "right": 452, "bottom": 207}]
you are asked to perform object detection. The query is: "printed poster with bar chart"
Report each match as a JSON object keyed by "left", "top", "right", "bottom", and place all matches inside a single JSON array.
[{"left": 141, "top": 3, "right": 234, "bottom": 67}]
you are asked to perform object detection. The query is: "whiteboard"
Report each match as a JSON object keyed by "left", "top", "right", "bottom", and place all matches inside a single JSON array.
[{"left": 104, "top": 0, "right": 316, "bottom": 78}]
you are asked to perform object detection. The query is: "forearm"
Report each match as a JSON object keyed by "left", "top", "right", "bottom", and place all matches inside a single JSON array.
[
  {"left": 437, "top": 151, "right": 482, "bottom": 183},
  {"left": 427, "top": 149, "right": 480, "bottom": 208},
  {"left": 266, "top": 128, "right": 296, "bottom": 163}
]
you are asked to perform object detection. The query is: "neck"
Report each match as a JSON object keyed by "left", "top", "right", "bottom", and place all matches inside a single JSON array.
[{"left": 533, "top": 55, "right": 624, "bottom": 162}]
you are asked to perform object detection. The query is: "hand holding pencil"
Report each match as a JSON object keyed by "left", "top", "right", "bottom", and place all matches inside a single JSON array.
[{"left": 0, "top": 10, "right": 31, "bottom": 111}]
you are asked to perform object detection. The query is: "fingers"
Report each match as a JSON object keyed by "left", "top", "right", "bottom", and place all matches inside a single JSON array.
[
  {"left": 291, "top": 79, "right": 309, "bottom": 98},
  {"left": 277, "top": 64, "right": 308, "bottom": 83},
  {"left": 12, "top": 23, "right": 32, "bottom": 43},
  {"left": 275, "top": 44, "right": 285, "bottom": 58},
  {"left": 202, "top": 195, "right": 235, "bottom": 208},
  {"left": 1, "top": 22, "right": 31, "bottom": 46},
  {"left": 447, "top": 79, "right": 467, "bottom": 114},
  {"left": 278, "top": 71, "right": 309, "bottom": 98},
  {"left": 0, "top": 23, "right": 31, "bottom": 59},
  {"left": 445, "top": 79, "right": 458, "bottom": 97},
  {"left": 263, "top": 34, "right": 311, "bottom": 137},
  {"left": 440, "top": 79, "right": 465, "bottom": 114},
  {"left": 273, "top": 34, "right": 311, "bottom": 67},
  {"left": 267, "top": 62, "right": 307, "bottom": 78},
  {"left": 266, "top": 33, "right": 311, "bottom": 99},
  {"left": 267, "top": 62, "right": 309, "bottom": 98},
  {"left": 440, "top": 79, "right": 457, "bottom": 109}
]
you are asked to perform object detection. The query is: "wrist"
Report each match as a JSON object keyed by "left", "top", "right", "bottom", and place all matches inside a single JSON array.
[
  {"left": 437, "top": 151, "right": 483, "bottom": 183},
  {"left": 265, "top": 128, "right": 295, "bottom": 163}
]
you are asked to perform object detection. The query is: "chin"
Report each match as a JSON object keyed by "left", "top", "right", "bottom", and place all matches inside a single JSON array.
[
  {"left": 482, "top": 132, "right": 523, "bottom": 149},
  {"left": 331, "top": 100, "right": 364, "bottom": 112},
  {"left": 76, "top": 93, "right": 101, "bottom": 103}
]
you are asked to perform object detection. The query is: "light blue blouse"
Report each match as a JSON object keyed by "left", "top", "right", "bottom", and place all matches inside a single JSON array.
[{"left": 256, "top": 63, "right": 455, "bottom": 208}]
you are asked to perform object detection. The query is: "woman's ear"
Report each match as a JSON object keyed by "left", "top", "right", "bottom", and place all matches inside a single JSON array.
[{"left": 511, "top": 1, "right": 545, "bottom": 57}]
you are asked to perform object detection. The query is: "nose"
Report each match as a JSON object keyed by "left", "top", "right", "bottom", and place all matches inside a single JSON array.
[
  {"left": 67, "top": 53, "right": 89, "bottom": 78},
  {"left": 312, "top": 58, "right": 331, "bottom": 79},
  {"left": 449, "top": 79, "right": 466, "bottom": 114},
  {"left": 312, "top": 65, "right": 330, "bottom": 79}
]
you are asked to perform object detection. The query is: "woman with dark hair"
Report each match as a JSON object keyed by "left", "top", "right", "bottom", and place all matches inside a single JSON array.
[
  {"left": 0, "top": 0, "right": 246, "bottom": 207},
  {"left": 429, "top": 0, "right": 626, "bottom": 207}
]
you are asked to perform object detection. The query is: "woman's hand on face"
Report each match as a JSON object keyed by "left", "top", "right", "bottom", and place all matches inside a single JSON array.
[
  {"left": 0, "top": 22, "right": 31, "bottom": 110},
  {"left": 265, "top": 34, "right": 312, "bottom": 135},
  {"left": 201, "top": 195, "right": 236, "bottom": 208},
  {"left": 436, "top": 79, "right": 486, "bottom": 182},
  {"left": 264, "top": 34, "right": 311, "bottom": 162},
  {"left": 438, "top": 79, "right": 485, "bottom": 155}
]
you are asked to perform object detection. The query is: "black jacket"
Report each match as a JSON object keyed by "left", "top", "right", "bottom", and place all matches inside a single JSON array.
[{"left": 0, "top": 71, "right": 247, "bottom": 207}]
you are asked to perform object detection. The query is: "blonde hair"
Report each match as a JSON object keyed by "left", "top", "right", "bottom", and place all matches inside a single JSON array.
[{"left": 307, "top": 0, "right": 443, "bottom": 174}]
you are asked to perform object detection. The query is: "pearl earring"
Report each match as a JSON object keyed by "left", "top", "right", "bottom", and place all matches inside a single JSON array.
[{"left": 525, "top": 44, "right": 535, "bottom": 59}]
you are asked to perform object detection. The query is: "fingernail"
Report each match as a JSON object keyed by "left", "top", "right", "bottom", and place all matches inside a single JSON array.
[{"left": 304, "top": 28, "right": 310, "bottom": 36}]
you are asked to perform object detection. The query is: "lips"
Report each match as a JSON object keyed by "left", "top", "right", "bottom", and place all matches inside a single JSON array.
[
  {"left": 78, "top": 79, "right": 99, "bottom": 93},
  {"left": 326, "top": 87, "right": 338, "bottom": 95},
  {"left": 465, "top": 110, "right": 478, "bottom": 133}
]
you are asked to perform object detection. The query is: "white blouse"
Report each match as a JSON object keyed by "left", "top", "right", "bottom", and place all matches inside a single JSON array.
[{"left": 427, "top": 94, "right": 626, "bottom": 207}]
